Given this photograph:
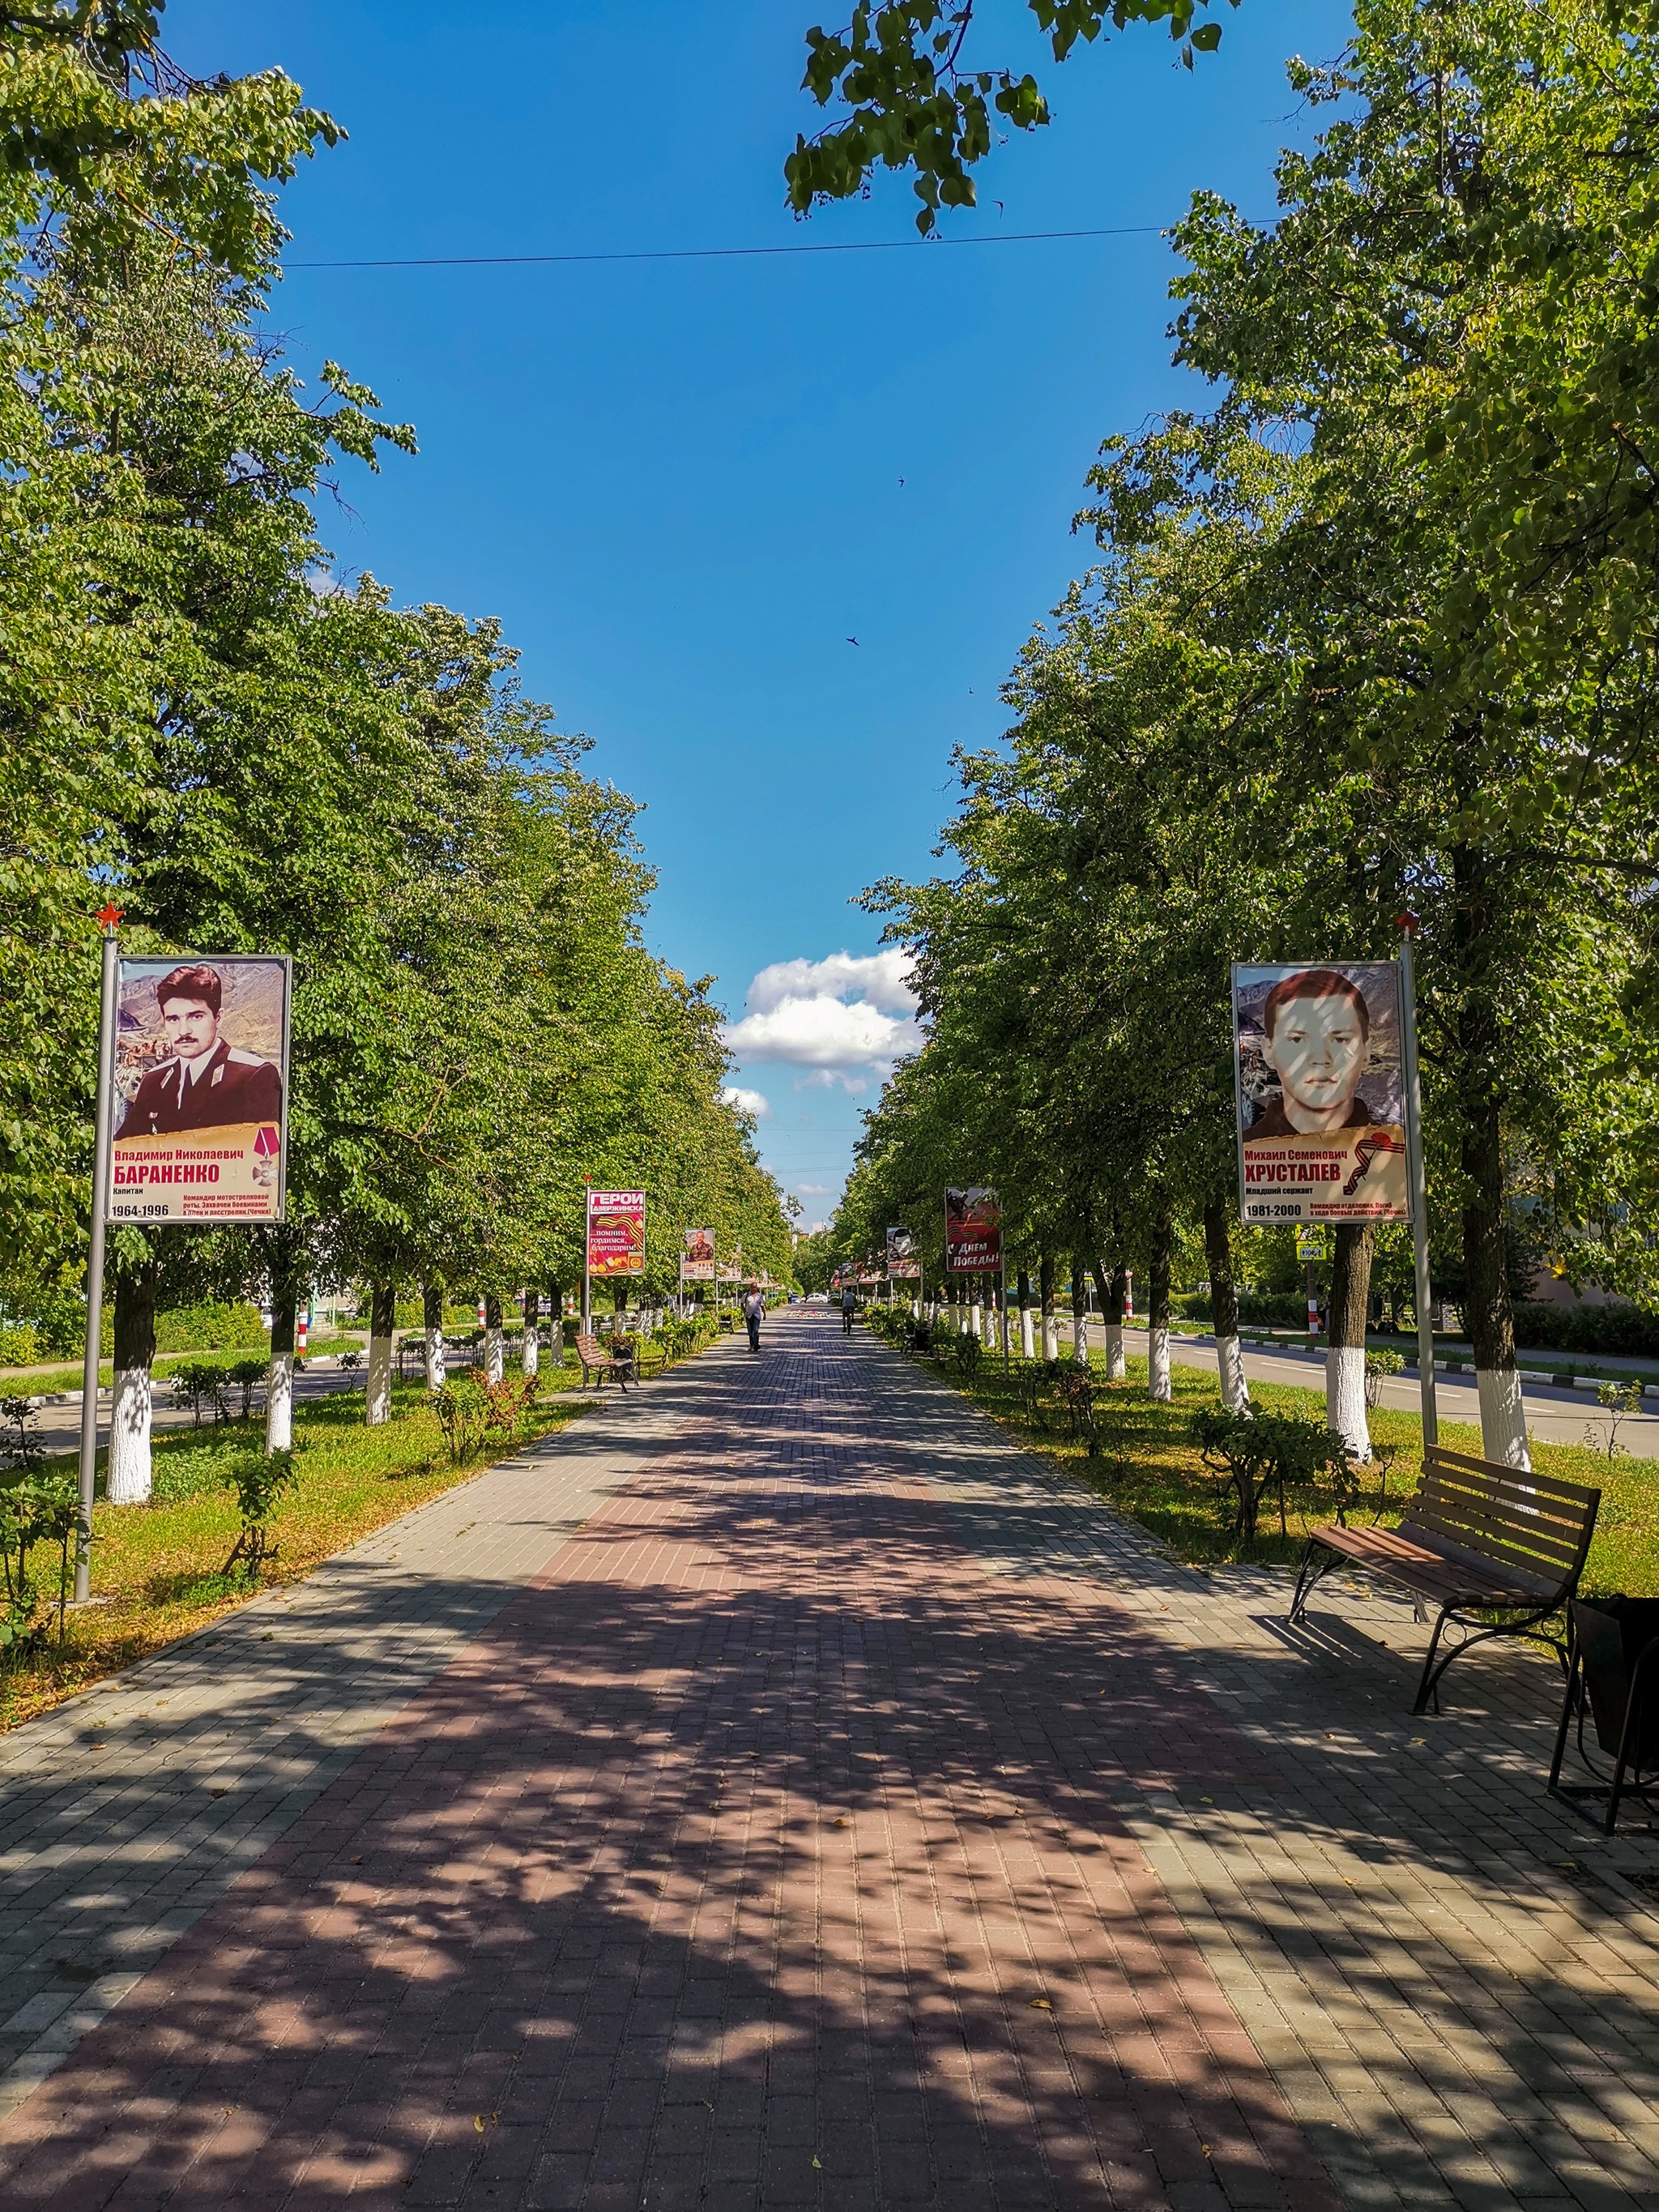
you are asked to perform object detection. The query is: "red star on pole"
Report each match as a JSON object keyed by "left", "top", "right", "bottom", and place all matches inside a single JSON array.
[
  {"left": 94, "top": 901, "right": 125, "bottom": 933},
  {"left": 1395, "top": 909, "right": 1419, "bottom": 936}
]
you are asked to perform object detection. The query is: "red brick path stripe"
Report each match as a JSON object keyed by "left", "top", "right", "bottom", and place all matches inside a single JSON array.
[{"left": 0, "top": 1316, "right": 1339, "bottom": 2210}]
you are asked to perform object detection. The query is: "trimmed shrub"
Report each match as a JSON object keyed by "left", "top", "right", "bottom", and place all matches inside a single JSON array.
[
  {"left": 155, "top": 1302, "right": 267, "bottom": 1353},
  {"left": 0, "top": 1324, "right": 40, "bottom": 1367},
  {"left": 1512, "top": 1300, "right": 1659, "bottom": 1359}
]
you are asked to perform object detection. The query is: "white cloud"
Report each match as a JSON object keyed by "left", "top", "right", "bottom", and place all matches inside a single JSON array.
[
  {"left": 721, "top": 1085, "right": 770, "bottom": 1119},
  {"left": 723, "top": 948, "right": 921, "bottom": 1091},
  {"left": 795, "top": 1182, "right": 834, "bottom": 1197},
  {"left": 744, "top": 949, "right": 916, "bottom": 1017}
]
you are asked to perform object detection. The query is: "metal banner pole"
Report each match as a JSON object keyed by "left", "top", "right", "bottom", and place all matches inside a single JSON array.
[
  {"left": 582, "top": 1180, "right": 591, "bottom": 1332},
  {"left": 75, "top": 918, "right": 122, "bottom": 1603},
  {"left": 1398, "top": 916, "right": 1438, "bottom": 1449},
  {"left": 1000, "top": 1248, "right": 1009, "bottom": 1375}
]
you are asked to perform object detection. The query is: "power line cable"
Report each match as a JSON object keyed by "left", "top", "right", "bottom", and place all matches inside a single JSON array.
[{"left": 287, "top": 224, "right": 1165, "bottom": 271}]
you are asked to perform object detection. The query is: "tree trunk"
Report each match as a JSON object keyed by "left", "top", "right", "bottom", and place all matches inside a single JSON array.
[
  {"left": 1203, "top": 1202, "right": 1247, "bottom": 1414},
  {"left": 1148, "top": 1214, "right": 1173, "bottom": 1403},
  {"left": 522, "top": 1288, "right": 539, "bottom": 1379},
  {"left": 109, "top": 1254, "right": 157, "bottom": 1505},
  {"left": 1071, "top": 1254, "right": 1088, "bottom": 1365},
  {"left": 612, "top": 1279, "right": 629, "bottom": 1322},
  {"left": 422, "top": 1282, "right": 446, "bottom": 1391},
  {"left": 366, "top": 1280, "right": 395, "bottom": 1426},
  {"left": 1326, "top": 1222, "right": 1377, "bottom": 1458},
  {"left": 1017, "top": 1266, "right": 1035, "bottom": 1360},
  {"left": 1098, "top": 1258, "right": 1128, "bottom": 1381},
  {"left": 484, "top": 1292, "right": 505, "bottom": 1383},
  {"left": 1465, "top": 1088, "right": 1528, "bottom": 1467},
  {"left": 1040, "top": 1253, "right": 1059, "bottom": 1361},
  {"left": 1455, "top": 844, "right": 1529, "bottom": 1468},
  {"left": 263, "top": 1228, "right": 305, "bottom": 1457}
]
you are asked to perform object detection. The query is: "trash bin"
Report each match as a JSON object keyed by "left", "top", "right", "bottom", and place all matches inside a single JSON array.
[{"left": 1549, "top": 1596, "right": 1659, "bottom": 1833}]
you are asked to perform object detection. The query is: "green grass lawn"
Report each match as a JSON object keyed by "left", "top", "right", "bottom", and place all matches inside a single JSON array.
[
  {"left": 0, "top": 1373, "right": 598, "bottom": 1732},
  {"left": 936, "top": 1351, "right": 1659, "bottom": 1594}
]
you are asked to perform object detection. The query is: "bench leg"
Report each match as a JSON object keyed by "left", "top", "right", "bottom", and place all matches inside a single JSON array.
[
  {"left": 1288, "top": 1538, "right": 1337, "bottom": 1625},
  {"left": 1413, "top": 1607, "right": 1456, "bottom": 1715}
]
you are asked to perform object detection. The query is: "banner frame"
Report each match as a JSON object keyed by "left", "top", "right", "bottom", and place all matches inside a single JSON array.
[
  {"left": 104, "top": 950, "right": 292, "bottom": 1228},
  {"left": 1230, "top": 959, "right": 1409, "bottom": 1229}
]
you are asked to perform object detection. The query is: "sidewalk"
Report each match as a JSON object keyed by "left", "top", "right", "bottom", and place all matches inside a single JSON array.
[{"left": 0, "top": 1316, "right": 1654, "bottom": 2209}]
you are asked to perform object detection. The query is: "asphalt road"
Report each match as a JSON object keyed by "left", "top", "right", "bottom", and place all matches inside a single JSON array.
[
  {"left": 1090, "top": 1319, "right": 1659, "bottom": 1456},
  {"left": 19, "top": 1360, "right": 371, "bottom": 1457}
]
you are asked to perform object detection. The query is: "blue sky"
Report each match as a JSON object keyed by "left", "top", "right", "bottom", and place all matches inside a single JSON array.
[{"left": 168, "top": 0, "right": 1332, "bottom": 1222}]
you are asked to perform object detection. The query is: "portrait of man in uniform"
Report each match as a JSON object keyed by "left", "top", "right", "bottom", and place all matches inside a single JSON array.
[
  {"left": 1243, "top": 967, "right": 1377, "bottom": 1142},
  {"left": 118, "top": 963, "right": 285, "bottom": 1138}
]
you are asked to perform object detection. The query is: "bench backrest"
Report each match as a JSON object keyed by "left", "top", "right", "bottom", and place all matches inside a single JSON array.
[
  {"left": 1403, "top": 1445, "right": 1600, "bottom": 1599},
  {"left": 575, "top": 1331, "right": 627, "bottom": 1362}
]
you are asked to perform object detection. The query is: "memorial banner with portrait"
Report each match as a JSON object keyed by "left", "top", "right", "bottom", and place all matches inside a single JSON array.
[
  {"left": 107, "top": 954, "right": 291, "bottom": 1223},
  {"left": 588, "top": 1189, "right": 646, "bottom": 1277},
  {"left": 885, "top": 1226, "right": 921, "bottom": 1280},
  {"left": 1232, "top": 963, "right": 1409, "bottom": 1224},
  {"left": 680, "top": 1227, "right": 715, "bottom": 1283},
  {"left": 945, "top": 1187, "right": 1002, "bottom": 1272}
]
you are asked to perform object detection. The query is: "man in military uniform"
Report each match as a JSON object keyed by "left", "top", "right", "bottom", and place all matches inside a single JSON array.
[{"left": 120, "top": 963, "right": 284, "bottom": 1138}]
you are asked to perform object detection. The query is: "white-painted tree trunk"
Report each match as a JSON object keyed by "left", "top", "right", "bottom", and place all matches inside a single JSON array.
[
  {"left": 1149, "top": 1324, "right": 1172, "bottom": 1403},
  {"left": 1478, "top": 1368, "right": 1531, "bottom": 1469},
  {"left": 424, "top": 1326, "right": 446, "bottom": 1391},
  {"left": 1072, "top": 1311, "right": 1088, "bottom": 1364},
  {"left": 970, "top": 1300, "right": 983, "bottom": 1341},
  {"left": 522, "top": 1325, "right": 539, "bottom": 1380},
  {"left": 1216, "top": 1334, "right": 1248, "bottom": 1415},
  {"left": 1042, "top": 1313, "right": 1060, "bottom": 1361},
  {"left": 1325, "top": 1343, "right": 1369, "bottom": 1459},
  {"left": 486, "top": 1326, "right": 505, "bottom": 1384},
  {"left": 108, "top": 1365, "right": 153, "bottom": 1504},
  {"left": 1021, "top": 1307, "right": 1035, "bottom": 1360},
  {"left": 1104, "top": 1324, "right": 1126, "bottom": 1381},
  {"left": 366, "top": 1331, "right": 393, "bottom": 1425},
  {"left": 265, "top": 1351, "right": 294, "bottom": 1454}
]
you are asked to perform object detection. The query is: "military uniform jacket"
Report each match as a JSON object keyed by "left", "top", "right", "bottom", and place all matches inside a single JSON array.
[
  {"left": 1243, "top": 1092, "right": 1377, "bottom": 1143},
  {"left": 121, "top": 1041, "right": 284, "bottom": 1138}
]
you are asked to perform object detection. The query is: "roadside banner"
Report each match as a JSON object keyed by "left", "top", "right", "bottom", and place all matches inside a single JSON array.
[
  {"left": 945, "top": 1187, "right": 1001, "bottom": 1272},
  {"left": 1232, "top": 963, "right": 1409, "bottom": 1224},
  {"left": 588, "top": 1189, "right": 646, "bottom": 1277},
  {"left": 108, "top": 954, "right": 291, "bottom": 1223},
  {"left": 680, "top": 1227, "right": 715, "bottom": 1283},
  {"left": 885, "top": 1225, "right": 921, "bottom": 1279}
]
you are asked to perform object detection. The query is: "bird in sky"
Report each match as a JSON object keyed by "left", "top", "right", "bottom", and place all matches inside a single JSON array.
[
  {"left": 846, "top": 636, "right": 859, "bottom": 646},
  {"left": 898, "top": 476, "right": 905, "bottom": 488}
]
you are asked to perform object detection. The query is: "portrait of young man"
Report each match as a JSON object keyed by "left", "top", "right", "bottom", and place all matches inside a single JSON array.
[
  {"left": 118, "top": 963, "right": 285, "bottom": 1138},
  {"left": 1243, "top": 968, "right": 1378, "bottom": 1142}
]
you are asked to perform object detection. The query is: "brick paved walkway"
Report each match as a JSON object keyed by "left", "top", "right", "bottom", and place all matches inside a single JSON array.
[{"left": 0, "top": 1314, "right": 1657, "bottom": 2210}]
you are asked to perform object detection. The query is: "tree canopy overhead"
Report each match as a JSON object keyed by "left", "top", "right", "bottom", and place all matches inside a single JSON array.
[{"left": 787, "top": 0, "right": 1232, "bottom": 230}]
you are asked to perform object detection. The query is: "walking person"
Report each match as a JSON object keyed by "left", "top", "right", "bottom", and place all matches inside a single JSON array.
[
  {"left": 741, "top": 1283, "right": 765, "bottom": 1353},
  {"left": 840, "top": 1282, "right": 858, "bottom": 1336}
]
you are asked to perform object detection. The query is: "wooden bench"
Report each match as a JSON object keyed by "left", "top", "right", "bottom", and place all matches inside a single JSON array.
[
  {"left": 1289, "top": 1445, "right": 1601, "bottom": 1713},
  {"left": 574, "top": 1331, "right": 636, "bottom": 1391}
]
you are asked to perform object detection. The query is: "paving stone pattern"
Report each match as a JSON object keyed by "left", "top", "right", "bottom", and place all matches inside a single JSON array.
[
  {"left": 0, "top": 1316, "right": 1655, "bottom": 2209},
  {"left": 0, "top": 1381, "right": 696, "bottom": 2122}
]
